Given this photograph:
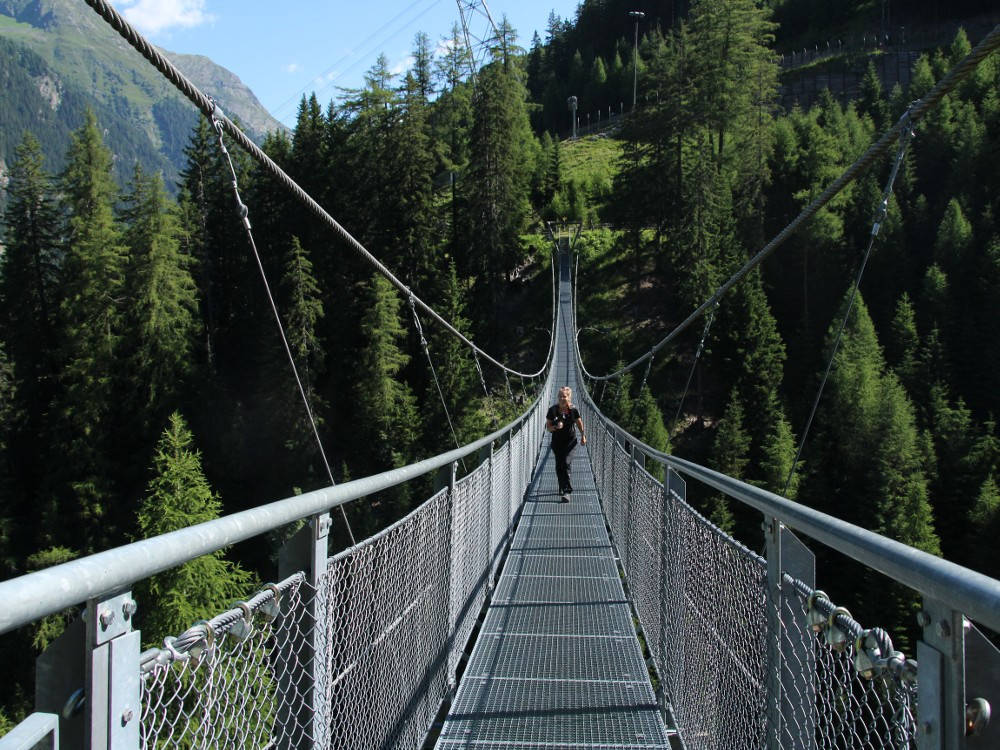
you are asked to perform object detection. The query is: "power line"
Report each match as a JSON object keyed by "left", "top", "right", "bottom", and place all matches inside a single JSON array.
[{"left": 270, "top": 0, "right": 445, "bottom": 123}]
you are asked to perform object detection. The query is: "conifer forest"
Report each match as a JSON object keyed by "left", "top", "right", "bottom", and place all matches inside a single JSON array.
[{"left": 0, "top": 0, "right": 999, "bottom": 727}]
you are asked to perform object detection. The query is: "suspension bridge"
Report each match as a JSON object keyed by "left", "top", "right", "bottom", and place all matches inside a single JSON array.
[{"left": 1, "top": 3, "right": 1000, "bottom": 749}]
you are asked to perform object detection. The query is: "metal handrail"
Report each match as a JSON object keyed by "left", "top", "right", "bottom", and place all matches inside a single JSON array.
[
  {"left": 582, "top": 396, "right": 1000, "bottom": 634},
  {"left": 0, "top": 396, "right": 545, "bottom": 636}
]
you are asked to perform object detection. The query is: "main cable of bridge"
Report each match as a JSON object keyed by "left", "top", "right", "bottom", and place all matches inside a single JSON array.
[
  {"left": 580, "top": 23, "right": 1000, "bottom": 383},
  {"left": 79, "top": 0, "right": 551, "bottom": 383}
]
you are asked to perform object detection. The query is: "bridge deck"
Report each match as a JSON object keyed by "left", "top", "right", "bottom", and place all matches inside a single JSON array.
[{"left": 435, "top": 438, "right": 671, "bottom": 749}]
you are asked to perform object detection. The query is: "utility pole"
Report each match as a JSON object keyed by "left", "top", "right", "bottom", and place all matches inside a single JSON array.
[{"left": 629, "top": 11, "right": 645, "bottom": 110}]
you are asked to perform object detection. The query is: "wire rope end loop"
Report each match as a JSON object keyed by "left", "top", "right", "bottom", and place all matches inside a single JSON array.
[{"left": 208, "top": 97, "right": 226, "bottom": 128}]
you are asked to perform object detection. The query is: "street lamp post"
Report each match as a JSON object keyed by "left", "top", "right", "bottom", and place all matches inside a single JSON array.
[{"left": 629, "top": 11, "right": 645, "bottom": 110}]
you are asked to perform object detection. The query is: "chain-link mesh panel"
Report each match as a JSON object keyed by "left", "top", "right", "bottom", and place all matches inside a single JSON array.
[
  {"left": 450, "top": 463, "right": 493, "bottom": 676},
  {"left": 582, "top": 401, "right": 918, "bottom": 750},
  {"left": 139, "top": 574, "right": 309, "bottom": 749},
  {"left": 661, "top": 487, "right": 769, "bottom": 750},
  {"left": 323, "top": 489, "right": 452, "bottom": 749},
  {"left": 490, "top": 439, "right": 513, "bottom": 584},
  {"left": 138, "top": 397, "right": 547, "bottom": 750},
  {"left": 623, "top": 462, "right": 664, "bottom": 679}
]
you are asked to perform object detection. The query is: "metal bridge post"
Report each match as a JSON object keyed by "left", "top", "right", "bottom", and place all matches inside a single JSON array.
[
  {"left": 627, "top": 444, "right": 645, "bottom": 574},
  {"left": 36, "top": 590, "right": 140, "bottom": 750},
  {"left": 765, "top": 519, "right": 815, "bottom": 750},
  {"left": 917, "top": 598, "right": 965, "bottom": 750},
  {"left": 658, "top": 468, "right": 687, "bottom": 723},
  {"left": 278, "top": 513, "right": 332, "bottom": 749},
  {"left": 480, "top": 441, "right": 496, "bottom": 587},
  {"left": 442, "top": 460, "right": 460, "bottom": 686}
]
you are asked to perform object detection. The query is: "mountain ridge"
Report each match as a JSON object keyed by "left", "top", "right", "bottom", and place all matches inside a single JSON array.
[{"left": 0, "top": 0, "right": 284, "bottom": 199}]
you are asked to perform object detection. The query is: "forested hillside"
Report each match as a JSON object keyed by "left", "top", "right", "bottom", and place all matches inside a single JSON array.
[
  {"left": 0, "top": 0, "right": 998, "bottom": 728},
  {"left": 0, "top": 0, "right": 283, "bottom": 203}
]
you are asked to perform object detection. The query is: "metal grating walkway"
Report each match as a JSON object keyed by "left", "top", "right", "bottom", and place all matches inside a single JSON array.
[{"left": 435, "top": 433, "right": 672, "bottom": 749}]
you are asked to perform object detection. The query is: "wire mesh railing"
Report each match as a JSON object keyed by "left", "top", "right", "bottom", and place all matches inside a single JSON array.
[
  {"left": 133, "top": 407, "right": 545, "bottom": 750},
  {"left": 581, "top": 397, "right": 997, "bottom": 750},
  {"left": 0, "top": 383, "right": 547, "bottom": 750},
  {"left": 139, "top": 573, "right": 310, "bottom": 749}
]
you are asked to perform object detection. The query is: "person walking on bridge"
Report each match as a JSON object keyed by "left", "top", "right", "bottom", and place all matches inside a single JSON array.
[{"left": 546, "top": 386, "right": 587, "bottom": 501}]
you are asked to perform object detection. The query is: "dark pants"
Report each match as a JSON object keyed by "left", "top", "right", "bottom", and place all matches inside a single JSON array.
[{"left": 551, "top": 437, "right": 577, "bottom": 493}]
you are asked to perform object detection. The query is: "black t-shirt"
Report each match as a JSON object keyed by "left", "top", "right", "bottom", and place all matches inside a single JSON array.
[{"left": 546, "top": 404, "right": 580, "bottom": 443}]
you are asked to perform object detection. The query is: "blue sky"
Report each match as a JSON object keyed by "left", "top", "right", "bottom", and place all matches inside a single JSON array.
[{"left": 110, "top": 0, "right": 583, "bottom": 127}]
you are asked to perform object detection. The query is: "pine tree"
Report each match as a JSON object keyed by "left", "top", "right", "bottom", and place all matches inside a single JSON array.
[
  {"left": 462, "top": 54, "right": 535, "bottom": 340},
  {"left": 121, "top": 164, "right": 199, "bottom": 426},
  {"left": 0, "top": 133, "right": 60, "bottom": 401},
  {"left": 0, "top": 133, "right": 61, "bottom": 547},
  {"left": 352, "top": 275, "right": 419, "bottom": 525},
  {"left": 268, "top": 236, "right": 328, "bottom": 485},
  {"left": 134, "top": 412, "right": 251, "bottom": 644},
  {"left": 48, "top": 109, "right": 128, "bottom": 551},
  {"left": 707, "top": 394, "right": 747, "bottom": 534}
]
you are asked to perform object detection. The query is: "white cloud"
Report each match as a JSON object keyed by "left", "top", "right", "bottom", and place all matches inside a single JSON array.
[
  {"left": 117, "top": 0, "right": 216, "bottom": 36},
  {"left": 391, "top": 56, "right": 414, "bottom": 77},
  {"left": 284, "top": 63, "right": 301, "bottom": 74}
]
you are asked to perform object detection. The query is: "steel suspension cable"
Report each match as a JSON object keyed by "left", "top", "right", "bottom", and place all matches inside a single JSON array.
[
  {"left": 581, "top": 23, "right": 1000, "bottom": 383},
  {"left": 631, "top": 355, "right": 654, "bottom": 422},
  {"left": 208, "top": 115, "right": 355, "bottom": 546},
  {"left": 672, "top": 302, "right": 717, "bottom": 429},
  {"left": 782, "top": 123, "right": 915, "bottom": 496},
  {"left": 80, "top": 0, "right": 548, "bottom": 382},
  {"left": 473, "top": 350, "right": 500, "bottom": 429},
  {"left": 408, "top": 294, "right": 468, "bottom": 473}
]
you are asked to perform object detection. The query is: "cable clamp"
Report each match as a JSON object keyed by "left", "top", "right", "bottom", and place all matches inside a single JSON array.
[
  {"left": 805, "top": 589, "right": 829, "bottom": 633},
  {"left": 261, "top": 583, "right": 282, "bottom": 622},
  {"left": 227, "top": 601, "right": 254, "bottom": 642},
  {"left": 186, "top": 620, "right": 215, "bottom": 663},
  {"left": 854, "top": 628, "right": 900, "bottom": 679},
  {"left": 823, "top": 606, "right": 852, "bottom": 652},
  {"left": 162, "top": 635, "right": 190, "bottom": 663}
]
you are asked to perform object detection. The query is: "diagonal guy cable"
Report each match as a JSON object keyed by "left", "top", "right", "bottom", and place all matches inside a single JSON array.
[
  {"left": 781, "top": 122, "right": 915, "bottom": 496},
  {"left": 209, "top": 114, "right": 355, "bottom": 546},
  {"left": 582, "top": 23, "right": 1000, "bottom": 382},
  {"left": 81, "top": 0, "right": 548, "bottom": 381}
]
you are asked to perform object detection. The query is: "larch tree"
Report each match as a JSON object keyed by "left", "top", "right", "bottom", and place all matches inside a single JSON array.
[
  {"left": 707, "top": 393, "right": 747, "bottom": 535},
  {"left": 800, "top": 291, "right": 939, "bottom": 638}
]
